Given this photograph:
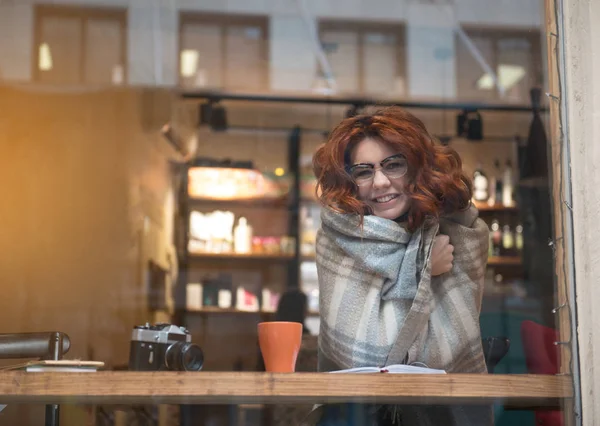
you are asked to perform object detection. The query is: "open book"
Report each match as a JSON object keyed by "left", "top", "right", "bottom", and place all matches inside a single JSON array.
[
  {"left": 330, "top": 364, "right": 446, "bottom": 374},
  {"left": 0, "top": 359, "right": 104, "bottom": 373}
]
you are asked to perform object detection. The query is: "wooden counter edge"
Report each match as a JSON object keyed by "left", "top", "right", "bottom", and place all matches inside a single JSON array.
[{"left": 0, "top": 372, "right": 572, "bottom": 407}]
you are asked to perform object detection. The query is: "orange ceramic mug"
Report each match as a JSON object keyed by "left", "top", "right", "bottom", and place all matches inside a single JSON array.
[{"left": 258, "top": 321, "right": 303, "bottom": 373}]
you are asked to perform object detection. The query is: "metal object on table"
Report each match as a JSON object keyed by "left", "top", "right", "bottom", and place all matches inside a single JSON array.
[
  {"left": 0, "top": 331, "right": 71, "bottom": 426},
  {"left": 0, "top": 332, "right": 70, "bottom": 359}
]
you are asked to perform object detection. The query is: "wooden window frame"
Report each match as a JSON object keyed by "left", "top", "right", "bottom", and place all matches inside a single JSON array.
[
  {"left": 318, "top": 20, "right": 406, "bottom": 94},
  {"left": 33, "top": 4, "right": 128, "bottom": 84},
  {"left": 455, "top": 26, "right": 544, "bottom": 100},
  {"left": 178, "top": 12, "right": 270, "bottom": 91}
]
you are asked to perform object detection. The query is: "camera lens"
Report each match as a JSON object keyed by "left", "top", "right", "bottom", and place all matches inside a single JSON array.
[{"left": 165, "top": 342, "right": 204, "bottom": 371}]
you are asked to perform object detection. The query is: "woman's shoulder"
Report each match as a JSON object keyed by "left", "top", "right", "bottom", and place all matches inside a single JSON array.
[
  {"left": 439, "top": 205, "right": 489, "bottom": 243},
  {"left": 440, "top": 203, "right": 479, "bottom": 228}
]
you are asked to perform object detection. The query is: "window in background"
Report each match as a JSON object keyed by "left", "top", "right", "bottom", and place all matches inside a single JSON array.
[
  {"left": 456, "top": 29, "right": 543, "bottom": 103},
  {"left": 34, "top": 5, "right": 127, "bottom": 85},
  {"left": 318, "top": 21, "right": 406, "bottom": 96},
  {"left": 179, "top": 13, "right": 268, "bottom": 92}
]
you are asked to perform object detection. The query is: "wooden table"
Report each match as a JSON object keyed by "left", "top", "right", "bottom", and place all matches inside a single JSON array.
[{"left": 0, "top": 372, "right": 572, "bottom": 409}]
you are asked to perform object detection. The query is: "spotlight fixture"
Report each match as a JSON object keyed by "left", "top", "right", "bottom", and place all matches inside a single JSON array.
[
  {"left": 456, "top": 109, "right": 483, "bottom": 141},
  {"left": 198, "top": 100, "right": 228, "bottom": 132}
]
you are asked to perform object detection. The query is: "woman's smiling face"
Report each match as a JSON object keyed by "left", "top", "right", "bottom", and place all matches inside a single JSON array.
[{"left": 350, "top": 137, "right": 411, "bottom": 220}]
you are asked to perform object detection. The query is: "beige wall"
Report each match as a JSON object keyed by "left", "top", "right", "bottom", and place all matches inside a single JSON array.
[
  {"left": 0, "top": 84, "right": 177, "bottom": 423},
  {"left": 0, "top": 85, "right": 180, "bottom": 362}
]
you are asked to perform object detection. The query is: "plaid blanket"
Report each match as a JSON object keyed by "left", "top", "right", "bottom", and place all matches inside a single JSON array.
[{"left": 315, "top": 205, "right": 492, "bottom": 425}]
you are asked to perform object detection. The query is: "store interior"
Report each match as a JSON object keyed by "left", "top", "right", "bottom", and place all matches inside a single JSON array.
[{"left": 0, "top": 2, "right": 560, "bottom": 425}]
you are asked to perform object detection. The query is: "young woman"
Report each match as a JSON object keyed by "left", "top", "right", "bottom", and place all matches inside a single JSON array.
[{"left": 311, "top": 106, "right": 491, "bottom": 426}]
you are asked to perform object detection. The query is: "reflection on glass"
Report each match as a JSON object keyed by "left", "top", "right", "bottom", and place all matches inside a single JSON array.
[
  {"left": 364, "top": 32, "right": 402, "bottom": 95},
  {"left": 38, "top": 15, "right": 81, "bottom": 84},
  {"left": 38, "top": 42, "right": 53, "bottom": 71},
  {"left": 35, "top": 6, "right": 126, "bottom": 85},
  {"left": 321, "top": 29, "right": 359, "bottom": 93},
  {"left": 84, "top": 18, "right": 123, "bottom": 84},
  {"left": 319, "top": 22, "right": 405, "bottom": 96},
  {"left": 179, "top": 14, "right": 267, "bottom": 91},
  {"left": 457, "top": 30, "right": 540, "bottom": 103}
]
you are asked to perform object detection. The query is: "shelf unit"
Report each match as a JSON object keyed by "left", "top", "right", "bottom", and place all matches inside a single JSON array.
[
  {"left": 188, "top": 196, "right": 289, "bottom": 208},
  {"left": 473, "top": 201, "right": 519, "bottom": 213},
  {"left": 488, "top": 256, "right": 522, "bottom": 266},
  {"left": 189, "top": 252, "right": 295, "bottom": 261},
  {"left": 176, "top": 190, "right": 525, "bottom": 304},
  {"left": 176, "top": 194, "right": 525, "bottom": 314},
  {"left": 184, "top": 307, "right": 320, "bottom": 317},
  {"left": 185, "top": 308, "right": 276, "bottom": 320},
  {"left": 174, "top": 128, "right": 303, "bottom": 331},
  {"left": 476, "top": 202, "right": 523, "bottom": 266}
]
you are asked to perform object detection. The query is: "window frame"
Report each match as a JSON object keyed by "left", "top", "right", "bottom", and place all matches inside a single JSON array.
[
  {"left": 317, "top": 19, "right": 406, "bottom": 95},
  {"left": 455, "top": 26, "right": 544, "bottom": 102},
  {"left": 177, "top": 11, "right": 270, "bottom": 91},
  {"left": 33, "top": 4, "right": 128, "bottom": 85}
]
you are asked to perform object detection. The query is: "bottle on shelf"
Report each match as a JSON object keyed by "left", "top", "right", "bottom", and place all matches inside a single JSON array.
[
  {"left": 301, "top": 210, "right": 317, "bottom": 257},
  {"left": 501, "top": 224, "right": 514, "bottom": 256},
  {"left": 488, "top": 159, "right": 502, "bottom": 207},
  {"left": 490, "top": 219, "right": 502, "bottom": 257},
  {"left": 234, "top": 217, "right": 253, "bottom": 254},
  {"left": 473, "top": 163, "right": 489, "bottom": 203},
  {"left": 502, "top": 160, "right": 514, "bottom": 207},
  {"left": 515, "top": 224, "right": 524, "bottom": 253},
  {"left": 494, "top": 273, "right": 504, "bottom": 286}
]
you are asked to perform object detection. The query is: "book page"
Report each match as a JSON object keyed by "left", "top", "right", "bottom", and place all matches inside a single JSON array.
[
  {"left": 385, "top": 364, "right": 445, "bottom": 374},
  {"left": 329, "top": 367, "right": 381, "bottom": 374},
  {"left": 330, "top": 364, "right": 446, "bottom": 374},
  {"left": 0, "top": 359, "right": 104, "bottom": 371}
]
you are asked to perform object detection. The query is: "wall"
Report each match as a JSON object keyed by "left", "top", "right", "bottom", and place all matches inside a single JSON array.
[
  {"left": 561, "top": 0, "right": 600, "bottom": 423},
  {"left": 0, "top": 85, "right": 177, "bottom": 424},
  {"left": 0, "top": 2, "right": 33, "bottom": 81}
]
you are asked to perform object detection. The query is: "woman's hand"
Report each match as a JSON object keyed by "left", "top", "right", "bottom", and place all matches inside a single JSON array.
[{"left": 431, "top": 234, "right": 454, "bottom": 276}]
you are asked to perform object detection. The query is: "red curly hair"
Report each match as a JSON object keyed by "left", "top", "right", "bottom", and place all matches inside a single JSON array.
[{"left": 313, "top": 106, "right": 472, "bottom": 231}]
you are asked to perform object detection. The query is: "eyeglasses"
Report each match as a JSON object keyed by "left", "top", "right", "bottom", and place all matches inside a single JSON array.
[{"left": 348, "top": 154, "right": 408, "bottom": 186}]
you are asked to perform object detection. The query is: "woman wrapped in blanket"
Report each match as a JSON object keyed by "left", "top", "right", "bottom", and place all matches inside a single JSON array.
[{"left": 310, "top": 107, "right": 492, "bottom": 426}]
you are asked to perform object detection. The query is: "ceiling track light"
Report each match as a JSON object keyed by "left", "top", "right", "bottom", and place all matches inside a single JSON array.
[
  {"left": 198, "top": 99, "right": 228, "bottom": 132},
  {"left": 456, "top": 109, "right": 483, "bottom": 141}
]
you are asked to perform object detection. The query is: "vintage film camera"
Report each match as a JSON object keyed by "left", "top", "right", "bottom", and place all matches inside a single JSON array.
[{"left": 129, "top": 323, "right": 204, "bottom": 371}]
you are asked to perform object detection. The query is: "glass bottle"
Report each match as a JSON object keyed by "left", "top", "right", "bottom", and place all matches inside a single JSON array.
[
  {"left": 473, "top": 164, "right": 489, "bottom": 202},
  {"left": 491, "top": 159, "right": 503, "bottom": 206},
  {"left": 515, "top": 224, "right": 524, "bottom": 252},
  {"left": 502, "top": 224, "right": 514, "bottom": 256},
  {"left": 491, "top": 219, "right": 502, "bottom": 257},
  {"left": 502, "top": 160, "right": 514, "bottom": 207}
]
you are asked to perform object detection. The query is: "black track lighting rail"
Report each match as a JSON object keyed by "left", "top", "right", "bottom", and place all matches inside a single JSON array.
[{"left": 181, "top": 90, "right": 547, "bottom": 113}]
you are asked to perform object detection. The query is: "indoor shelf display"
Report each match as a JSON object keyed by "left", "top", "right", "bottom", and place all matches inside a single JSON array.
[{"left": 175, "top": 130, "right": 303, "bottom": 339}]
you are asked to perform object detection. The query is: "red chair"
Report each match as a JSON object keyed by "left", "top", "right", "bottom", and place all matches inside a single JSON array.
[{"left": 520, "top": 320, "right": 563, "bottom": 426}]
